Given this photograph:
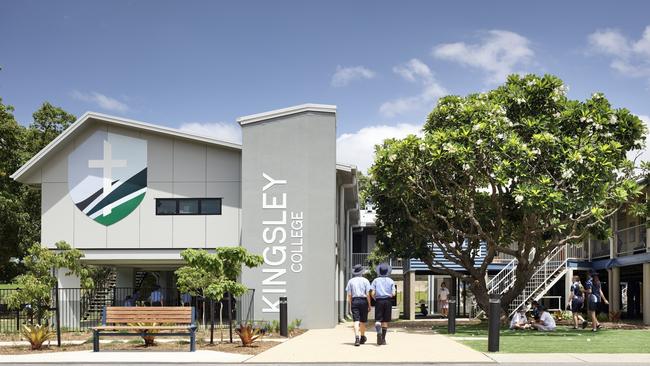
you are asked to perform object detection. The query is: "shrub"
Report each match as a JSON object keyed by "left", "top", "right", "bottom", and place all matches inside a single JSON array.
[
  {"left": 128, "top": 322, "right": 159, "bottom": 347},
  {"left": 235, "top": 323, "right": 263, "bottom": 346},
  {"left": 21, "top": 324, "right": 55, "bottom": 350}
]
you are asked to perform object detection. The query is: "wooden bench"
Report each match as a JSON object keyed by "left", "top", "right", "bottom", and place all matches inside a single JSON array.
[{"left": 92, "top": 306, "right": 197, "bottom": 352}]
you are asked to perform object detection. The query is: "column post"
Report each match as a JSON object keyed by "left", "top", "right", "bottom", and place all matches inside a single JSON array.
[
  {"left": 403, "top": 270, "right": 416, "bottom": 321},
  {"left": 641, "top": 263, "right": 650, "bottom": 325},
  {"left": 564, "top": 267, "right": 574, "bottom": 311},
  {"left": 609, "top": 267, "right": 620, "bottom": 313}
]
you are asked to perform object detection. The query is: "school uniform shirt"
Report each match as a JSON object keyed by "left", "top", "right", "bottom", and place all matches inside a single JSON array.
[
  {"left": 346, "top": 276, "right": 371, "bottom": 298},
  {"left": 585, "top": 279, "right": 601, "bottom": 303},
  {"left": 439, "top": 287, "right": 450, "bottom": 301},
  {"left": 149, "top": 290, "right": 163, "bottom": 303},
  {"left": 510, "top": 312, "right": 527, "bottom": 329},
  {"left": 539, "top": 311, "right": 556, "bottom": 329},
  {"left": 371, "top": 276, "right": 395, "bottom": 299},
  {"left": 571, "top": 282, "right": 583, "bottom": 298}
]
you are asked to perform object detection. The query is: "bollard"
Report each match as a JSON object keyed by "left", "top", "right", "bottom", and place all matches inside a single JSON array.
[
  {"left": 488, "top": 295, "right": 501, "bottom": 352},
  {"left": 447, "top": 297, "right": 456, "bottom": 334},
  {"left": 279, "top": 296, "right": 288, "bottom": 337}
]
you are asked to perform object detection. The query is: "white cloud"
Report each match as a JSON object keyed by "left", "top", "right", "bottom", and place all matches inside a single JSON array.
[
  {"left": 588, "top": 26, "right": 650, "bottom": 81},
  {"left": 432, "top": 30, "right": 534, "bottom": 84},
  {"left": 379, "top": 58, "right": 447, "bottom": 117},
  {"left": 393, "top": 59, "right": 433, "bottom": 82},
  {"left": 337, "top": 123, "right": 423, "bottom": 172},
  {"left": 331, "top": 65, "right": 376, "bottom": 87},
  {"left": 71, "top": 90, "right": 129, "bottom": 113},
  {"left": 178, "top": 122, "right": 242, "bottom": 144}
]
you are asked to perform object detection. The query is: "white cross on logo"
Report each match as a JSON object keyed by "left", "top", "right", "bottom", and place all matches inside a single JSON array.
[{"left": 88, "top": 140, "right": 127, "bottom": 216}]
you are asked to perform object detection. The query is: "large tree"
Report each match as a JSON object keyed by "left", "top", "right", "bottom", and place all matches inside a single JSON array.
[
  {"left": 0, "top": 100, "right": 76, "bottom": 281},
  {"left": 369, "top": 74, "right": 647, "bottom": 311}
]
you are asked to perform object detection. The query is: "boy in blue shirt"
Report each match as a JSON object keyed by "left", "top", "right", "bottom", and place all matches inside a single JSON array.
[
  {"left": 345, "top": 264, "right": 372, "bottom": 346},
  {"left": 370, "top": 263, "right": 396, "bottom": 345}
]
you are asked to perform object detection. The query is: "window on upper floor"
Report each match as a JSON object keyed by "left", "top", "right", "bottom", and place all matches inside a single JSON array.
[{"left": 155, "top": 198, "right": 222, "bottom": 215}]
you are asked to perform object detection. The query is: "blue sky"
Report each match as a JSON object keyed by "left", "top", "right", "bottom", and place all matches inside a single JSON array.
[{"left": 1, "top": 1, "right": 649, "bottom": 170}]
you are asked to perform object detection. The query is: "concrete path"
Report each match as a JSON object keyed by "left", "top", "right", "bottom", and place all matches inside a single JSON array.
[
  {"left": 0, "top": 350, "right": 251, "bottom": 364},
  {"left": 485, "top": 353, "right": 650, "bottom": 364},
  {"left": 245, "top": 323, "right": 493, "bottom": 363}
]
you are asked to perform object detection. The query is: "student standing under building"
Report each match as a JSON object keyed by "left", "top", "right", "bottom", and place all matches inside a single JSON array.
[
  {"left": 585, "top": 270, "right": 609, "bottom": 332},
  {"left": 149, "top": 285, "right": 164, "bottom": 306},
  {"left": 371, "top": 263, "right": 396, "bottom": 345},
  {"left": 345, "top": 264, "right": 372, "bottom": 346},
  {"left": 438, "top": 282, "right": 450, "bottom": 318},
  {"left": 567, "top": 275, "right": 588, "bottom": 329}
]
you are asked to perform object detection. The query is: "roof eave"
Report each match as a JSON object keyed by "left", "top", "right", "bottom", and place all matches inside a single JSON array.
[{"left": 11, "top": 112, "right": 242, "bottom": 183}]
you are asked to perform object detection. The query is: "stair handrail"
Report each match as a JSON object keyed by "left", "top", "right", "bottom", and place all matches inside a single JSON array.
[
  {"left": 507, "top": 244, "right": 568, "bottom": 316},
  {"left": 486, "top": 257, "right": 518, "bottom": 294}
]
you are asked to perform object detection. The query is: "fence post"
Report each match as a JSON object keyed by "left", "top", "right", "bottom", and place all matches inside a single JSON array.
[
  {"left": 55, "top": 282, "right": 61, "bottom": 347},
  {"left": 227, "top": 293, "right": 233, "bottom": 343},
  {"left": 210, "top": 299, "right": 215, "bottom": 345}
]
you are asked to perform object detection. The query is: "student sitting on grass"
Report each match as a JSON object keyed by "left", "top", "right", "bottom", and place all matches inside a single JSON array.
[
  {"left": 531, "top": 305, "right": 556, "bottom": 331},
  {"left": 509, "top": 308, "right": 530, "bottom": 330}
]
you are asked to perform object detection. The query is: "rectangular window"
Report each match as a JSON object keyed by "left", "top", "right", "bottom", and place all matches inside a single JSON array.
[
  {"left": 200, "top": 198, "right": 222, "bottom": 215},
  {"left": 155, "top": 198, "right": 222, "bottom": 215},
  {"left": 156, "top": 199, "right": 177, "bottom": 215},
  {"left": 178, "top": 199, "right": 199, "bottom": 214}
]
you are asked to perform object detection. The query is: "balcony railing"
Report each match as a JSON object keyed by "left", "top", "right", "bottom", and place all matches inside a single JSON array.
[
  {"left": 351, "top": 253, "right": 402, "bottom": 269},
  {"left": 616, "top": 224, "right": 647, "bottom": 256}
]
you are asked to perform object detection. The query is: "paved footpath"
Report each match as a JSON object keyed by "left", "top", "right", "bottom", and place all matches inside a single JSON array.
[
  {"left": 245, "top": 323, "right": 494, "bottom": 363},
  {"left": 2, "top": 323, "right": 650, "bottom": 364}
]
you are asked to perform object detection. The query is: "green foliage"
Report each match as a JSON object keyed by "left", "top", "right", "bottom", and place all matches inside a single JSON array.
[
  {"left": 356, "top": 170, "right": 371, "bottom": 209},
  {"left": 0, "top": 99, "right": 76, "bottom": 281},
  {"left": 5, "top": 241, "right": 93, "bottom": 323},
  {"left": 175, "top": 247, "right": 263, "bottom": 302},
  {"left": 269, "top": 320, "right": 280, "bottom": 333},
  {"left": 369, "top": 74, "right": 647, "bottom": 310},
  {"left": 21, "top": 323, "right": 55, "bottom": 350}
]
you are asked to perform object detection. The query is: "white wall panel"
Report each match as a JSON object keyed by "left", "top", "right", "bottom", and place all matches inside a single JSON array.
[
  {"left": 173, "top": 140, "right": 206, "bottom": 182},
  {"left": 41, "top": 183, "right": 74, "bottom": 248},
  {"left": 206, "top": 182, "right": 240, "bottom": 247},
  {"left": 207, "top": 147, "right": 241, "bottom": 182},
  {"left": 173, "top": 182, "right": 206, "bottom": 248},
  {"left": 140, "top": 182, "right": 173, "bottom": 248}
]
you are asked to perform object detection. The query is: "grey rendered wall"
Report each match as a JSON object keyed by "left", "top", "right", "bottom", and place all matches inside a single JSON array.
[
  {"left": 40, "top": 122, "right": 241, "bottom": 250},
  {"left": 240, "top": 112, "right": 336, "bottom": 329}
]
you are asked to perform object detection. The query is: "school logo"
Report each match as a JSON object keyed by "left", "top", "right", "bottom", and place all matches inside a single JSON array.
[{"left": 68, "top": 130, "right": 147, "bottom": 226}]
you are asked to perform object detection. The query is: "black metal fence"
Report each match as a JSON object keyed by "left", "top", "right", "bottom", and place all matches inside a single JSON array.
[{"left": 0, "top": 287, "right": 255, "bottom": 333}]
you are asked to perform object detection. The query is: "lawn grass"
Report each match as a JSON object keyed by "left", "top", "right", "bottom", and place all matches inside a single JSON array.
[{"left": 432, "top": 323, "right": 650, "bottom": 353}]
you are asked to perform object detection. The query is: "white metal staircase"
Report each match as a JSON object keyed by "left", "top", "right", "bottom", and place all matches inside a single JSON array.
[{"left": 475, "top": 244, "right": 570, "bottom": 317}]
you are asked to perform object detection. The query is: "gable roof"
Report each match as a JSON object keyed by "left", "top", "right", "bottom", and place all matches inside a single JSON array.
[
  {"left": 11, "top": 111, "right": 242, "bottom": 183},
  {"left": 237, "top": 103, "right": 336, "bottom": 125}
]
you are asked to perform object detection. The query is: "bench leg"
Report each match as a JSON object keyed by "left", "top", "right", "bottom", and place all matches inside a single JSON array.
[
  {"left": 93, "top": 330, "right": 100, "bottom": 352},
  {"left": 190, "top": 328, "right": 196, "bottom": 352}
]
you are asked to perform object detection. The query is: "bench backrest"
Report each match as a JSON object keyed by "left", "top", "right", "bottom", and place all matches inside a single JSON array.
[{"left": 103, "top": 306, "right": 194, "bottom": 325}]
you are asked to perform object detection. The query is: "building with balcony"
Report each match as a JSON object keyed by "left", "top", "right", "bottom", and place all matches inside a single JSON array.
[{"left": 356, "top": 183, "right": 649, "bottom": 324}]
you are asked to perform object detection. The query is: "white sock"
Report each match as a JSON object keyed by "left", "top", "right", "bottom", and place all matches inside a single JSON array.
[{"left": 353, "top": 321, "right": 360, "bottom": 337}]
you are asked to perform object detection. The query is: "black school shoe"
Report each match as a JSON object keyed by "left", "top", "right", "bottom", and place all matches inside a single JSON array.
[
  {"left": 360, "top": 335, "right": 367, "bottom": 344},
  {"left": 354, "top": 336, "right": 360, "bottom": 346}
]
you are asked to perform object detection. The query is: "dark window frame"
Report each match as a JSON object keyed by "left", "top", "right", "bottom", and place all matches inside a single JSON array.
[{"left": 155, "top": 198, "right": 222, "bottom": 216}]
